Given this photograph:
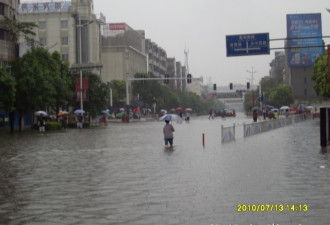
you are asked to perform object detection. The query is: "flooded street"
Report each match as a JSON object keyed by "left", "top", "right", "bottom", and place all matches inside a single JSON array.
[{"left": 0, "top": 113, "right": 329, "bottom": 225}]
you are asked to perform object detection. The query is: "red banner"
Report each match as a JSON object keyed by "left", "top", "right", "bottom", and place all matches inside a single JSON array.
[
  {"left": 75, "top": 78, "right": 89, "bottom": 102},
  {"left": 109, "top": 23, "right": 127, "bottom": 31}
]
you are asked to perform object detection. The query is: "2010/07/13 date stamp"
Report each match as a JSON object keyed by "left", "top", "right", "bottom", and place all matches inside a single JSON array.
[{"left": 236, "top": 204, "right": 308, "bottom": 212}]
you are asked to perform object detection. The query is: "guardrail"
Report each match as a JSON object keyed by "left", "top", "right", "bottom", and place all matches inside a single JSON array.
[{"left": 221, "top": 114, "right": 312, "bottom": 143}]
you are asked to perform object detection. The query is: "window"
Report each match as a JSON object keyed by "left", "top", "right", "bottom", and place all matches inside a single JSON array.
[
  {"left": 61, "top": 20, "right": 68, "bottom": 29},
  {"left": 39, "top": 21, "right": 46, "bottom": 29},
  {"left": 0, "top": 3, "right": 4, "bottom": 16},
  {"left": 27, "top": 39, "right": 35, "bottom": 47},
  {"left": 39, "top": 37, "right": 47, "bottom": 46},
  {"left": 61, "top": 37, "right": 68, "bottom": 45},
  {"left": 62, "top": 54, "right": 69, "bottom": 62},
  {"left": 0, "top": 29, "right": 4, "bottom": 40}
]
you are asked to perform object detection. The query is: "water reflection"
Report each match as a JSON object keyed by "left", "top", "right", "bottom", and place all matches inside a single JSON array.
[{"left": 0, "top": 115, "right": 329, "bottom": 224}]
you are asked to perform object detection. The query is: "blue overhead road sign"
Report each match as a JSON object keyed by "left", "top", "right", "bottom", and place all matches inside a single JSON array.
[{"left": 226, "top": 33, "right": 270, "bottom": 57}]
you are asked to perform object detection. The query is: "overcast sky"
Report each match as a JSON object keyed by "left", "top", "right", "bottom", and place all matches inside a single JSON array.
[{"left": 93, "top": 0, "right": 330, "bottom": 87}]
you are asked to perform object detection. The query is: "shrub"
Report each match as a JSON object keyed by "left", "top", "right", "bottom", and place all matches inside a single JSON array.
[
  {"left": 67, "top": 121, "right": 90, "bottom": 128},
  {"left": 68, "top": 121, "right": 77, "bottom": 128},
  {"left": 45, "top": 121, "right": 62, "bottom": 130}
]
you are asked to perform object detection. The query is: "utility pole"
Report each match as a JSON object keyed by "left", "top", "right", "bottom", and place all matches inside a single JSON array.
[{"left": 246, "top": 66, "right": 256, "bottom": 87}]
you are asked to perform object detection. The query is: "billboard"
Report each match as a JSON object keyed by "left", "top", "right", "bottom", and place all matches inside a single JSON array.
[
  {"left": 75, "top": 78, "right": 89, "bottom": 102},
  {"left": 286, "top": 13, "right": 323, "bottom": 67},
  {"left": 109, "top": 23, "right": 127, "bottom": 31}
]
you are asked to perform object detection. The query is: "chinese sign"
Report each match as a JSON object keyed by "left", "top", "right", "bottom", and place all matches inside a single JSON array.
[
  {"left": 286, "top": 13, "right": 323, "bottom": 67},
  {"left": 226, "top": 33, "right": 270, "bottom": 57},
  {"left": 75, "top": 78, "right": 89, "bottom": 102}
]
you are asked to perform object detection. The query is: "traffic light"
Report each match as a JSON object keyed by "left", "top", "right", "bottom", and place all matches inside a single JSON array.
[
  {"left": 230, "top": 83, "right": 233, "bottom": 90},
  {"left": 247, "top": 82, "right": 250, "bottom": 89},
  {"left": 187, "top": 74, "right": 192, "bottom": 83},
  {"left": 213, "top": 83, "right": 216, "bottom": 90}
]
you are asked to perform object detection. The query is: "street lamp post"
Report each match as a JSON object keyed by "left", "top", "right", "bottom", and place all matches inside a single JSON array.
[
  {"left": 76, "top": 17, "right": 93, "bottom": 110},
  {"left": 107, "top": 82, "right": 113, "bottom": 113}
]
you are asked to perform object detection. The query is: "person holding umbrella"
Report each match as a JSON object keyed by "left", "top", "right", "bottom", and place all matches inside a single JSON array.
[
  {"left": 38, "top": 115, "right": 46, "bottom": 135},
  {"left": 163, "top": 119, "right": 175, "bottom": 148},
  {"left": 77, "top": 113, "right": 83, "bottom": 130}
]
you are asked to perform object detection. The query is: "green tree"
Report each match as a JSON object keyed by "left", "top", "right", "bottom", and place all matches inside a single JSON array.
[
  {"left": 311, "top": 52, "right": 329, "bottom": 97},
  {"left": 0, "top": 16, "right": 37, "bottom": 42},
  {"left": 244, "top": 89, "right": 259, "bottom": 112},
  {"left": 260, "top": 77, "right": 277, "bottom": 98},
  {"left": 132, "top": 73, "right": 180, "bottom": 110},
  {"left": 11, "top": 47, "right": 58, "bottom": 130},
  {"left": 268, "top": 84, "right": 294, "bottom": 108},
  {"left": 49, "top": 51, "right": 74, "bottom": 113},
  {"left": 110, "top": 79, "right": 126, "bottom": 105},
  {"left": 0, "top": 66, "right": 16, "bottom": 112}
]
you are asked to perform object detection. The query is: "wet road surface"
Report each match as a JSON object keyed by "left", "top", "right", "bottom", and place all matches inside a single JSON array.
[{"left": 0, "top": 113, "right": 329, "bottom": 225}]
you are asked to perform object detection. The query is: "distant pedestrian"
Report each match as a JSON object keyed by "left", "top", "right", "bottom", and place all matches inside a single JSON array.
[
  {"left": 62, "top": 115, "right": 68, "bottom": 131},
  {"left": 285, "top": 109, "right": 289, "bottom": 118},
  {"left": 253, "top": 109, "right": 258, "bottom": 122},
  {"left": 208, "top": 109, "right": 214, "bottom": 120},
  {"left": 77, "top": 113, "right": 83, "bottom": 130},
  {"left": 185, "top": 111, "right": 190, "bottom": 123},
  {"left": 38, "top": 115, "right": 46, "bottom": 134},
  {"left": 263, "top": 107, "right": 266, "bottom": 120},
  {"left": 163, "top": 120, "right": 175, "bottom": 148}
]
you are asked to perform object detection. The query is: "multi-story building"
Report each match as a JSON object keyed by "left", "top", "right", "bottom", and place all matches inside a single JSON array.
[
  {"left": 176, "top": 61, "right": 182, "bottom": 91},
  {"left": 181, "top": 66, "right": 187, "bottom": 91},
  {"left": 0, "top": 0, "right": 19, "bottom": 66},
  {"left": 101, "top": 22, "right": 147, "bottom": 82},
  {"left": 269, "top": 51, "right": 285, "bottom": 84},
  {"left": 145, "top": 39, "right": 167, "bottom": 78},
  {"left": 17, "top": 0, "right": 102, "bottom": 73},
  {"left": 166, "top": 57, "right": 176, "bottom": 90}
]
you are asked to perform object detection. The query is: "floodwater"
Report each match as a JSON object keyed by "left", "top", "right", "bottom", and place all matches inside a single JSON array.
[{"left": 0, "top": 113, "right": 329, "bottom": 225}]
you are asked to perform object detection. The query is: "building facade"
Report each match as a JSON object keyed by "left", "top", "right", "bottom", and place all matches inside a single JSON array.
[
  {"left": 145, "top": 39, "right": 167, "bottom": 78},
  {"left": 166, "top": 57, "right": 176, "bottom": 90},
  {"left": 17, "top": 0, "right": 102, "bottom": 72},
  {"left": 0, "top": 0, "right": 19, "bottom": 66},
  {"left": 269, "top": 51, "right": 285, "bottom": 84},
  {"left": 101, "top": 22, "right": 147, "bottom": 82}
]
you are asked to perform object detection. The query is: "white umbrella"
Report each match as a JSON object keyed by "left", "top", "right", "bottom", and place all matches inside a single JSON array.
[
  {"left": 35, "top": 111, "right": 47, "bottom": 116},
  {"left": 280, "top": 106, "right": 290, "bottom": 110},
  {"left": 74, "top": 109, "right": 85, "bottom": 114},
  {"left": 160, "top": 114, "right": 183, "bottom": 121}
]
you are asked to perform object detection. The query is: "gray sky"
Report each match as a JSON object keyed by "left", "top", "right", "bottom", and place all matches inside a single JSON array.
[{"left": 94, "top": 0, "right": 330, "bottom": 87}]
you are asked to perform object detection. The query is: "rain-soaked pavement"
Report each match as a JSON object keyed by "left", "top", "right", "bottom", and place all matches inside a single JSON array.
[{"left": 0, "top": 113, "right": 329, "bottom": 225}]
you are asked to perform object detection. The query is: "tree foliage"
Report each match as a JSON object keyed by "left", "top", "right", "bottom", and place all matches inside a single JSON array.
[
  {"left": 260, "top": 77, "right": 277, "bottom": 97},
  {"left": 11, "top": 47, "right": 58, "bottom": 113},
  {"left": 0, "top": 16, "right": 37, "bottom": 42},
  {"left": 311, "top": 52, "right": 329, "bottom": 97},
  {"left": 49, "top": 52, "right": 74, "bottom": 113},
  {"left": 0, "top": 66, "right": 16, "bottom": 111},
  {"left": 110, "top": 79, "right": 126, "bottom": 104},
  {"left": 268, "top": 84, "right": 295, "bottom": 108},
  {"left": 131, "top": 72, "right": 220, "bottom": 113}
]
